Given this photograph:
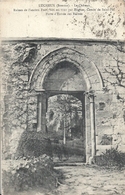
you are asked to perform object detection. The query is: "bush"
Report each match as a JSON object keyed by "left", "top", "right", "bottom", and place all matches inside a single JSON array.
[
  {"left": 2, "top": 155, "right": 63, "bottom": 194},
  {"left": 16, "top": 131, "right": 53, "bottom": 158},
  {"left": 96, "top": 148, "right": 125, "bottom": 168}
]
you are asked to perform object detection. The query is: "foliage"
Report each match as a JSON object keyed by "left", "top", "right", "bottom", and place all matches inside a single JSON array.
[
  {"left": 16, "top": 131, "right": 53, "bottom": 158},
  {"left": 100, "top": 134, "right": 112, "bottom": 145},
  {"left": 46, "top": 94, "right": 82, "bottom": 134},
  {"left": 1, "top": 43, "right": 39, "bottom": 157},
  {"left": 96, "top": 148, "right": 125, "bottom": 168},
  {"left": 52, "top": 142, "right": 85, "bottom": 161},
  {"left": 103, "top": 43, "right": 125, "bottom": 102},
  {"left": 2, "top": 155, "right": 63, "bottom": 194}
]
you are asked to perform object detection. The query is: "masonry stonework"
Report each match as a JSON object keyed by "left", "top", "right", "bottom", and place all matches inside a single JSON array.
[{"left": 1, "top": 40, "right": 125, "bottom": 162}]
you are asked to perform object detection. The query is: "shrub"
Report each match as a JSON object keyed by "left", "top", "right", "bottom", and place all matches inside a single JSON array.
[
  {"left": 96, "top": 147, "right": 125, "bottom": 168},
  {"left": 16, "top": 131, "right": 53, "bottom": 158},
  {"left": 2, "top": 155, "right": 63, "bottom": 194}
]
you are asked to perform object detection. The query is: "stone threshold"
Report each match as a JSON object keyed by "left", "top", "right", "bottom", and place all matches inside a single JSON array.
[{"left": 54, "top": 162, "right": 85, "bottom": 167}]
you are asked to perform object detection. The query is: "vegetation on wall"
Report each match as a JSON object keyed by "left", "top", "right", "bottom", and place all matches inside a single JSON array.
[
  {"left": 1, "top": 41, "right": 125, "bottom": 161},
  {"left": 1, "top": 43, "right": 38, "bottom": 157},
  {"left": 103, "top": 43, "right": 125, "bottom": 102}
]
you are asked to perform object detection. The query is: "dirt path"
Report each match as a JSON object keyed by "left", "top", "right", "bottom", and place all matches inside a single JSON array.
[
  {"left": 51, "top": 165, "right": 125, "bottom": 195},
  {"left": 5, "top": 165, "right": 125, "bottom": 195}
]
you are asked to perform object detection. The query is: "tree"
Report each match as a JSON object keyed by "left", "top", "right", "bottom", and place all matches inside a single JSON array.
[{"left": 46, "top": 94, "right": 82, "bottom": 140}]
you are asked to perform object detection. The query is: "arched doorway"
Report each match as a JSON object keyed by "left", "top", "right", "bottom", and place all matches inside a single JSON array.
[{"left": 29, "top": 47, "right": 103, "bottom": 164}]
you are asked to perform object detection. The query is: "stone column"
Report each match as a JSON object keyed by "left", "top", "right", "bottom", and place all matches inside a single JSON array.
[
  {"left": 89, "top": 93, "right": 96, "bottom": 163},
  {"left": 41, "top": 92, "right": 47, "bottom": 132},
  {"left": 36, "top": 89, "right": 47, "bottom": 132},
  {"left": 37, "top": 93, "right": 42, "bottom": 132},
  {"left": 82, "top": 94, "right": 86, "bottom": 160},
  {"left": 85, "top": 93, "right": 91, "bottom": 164}
]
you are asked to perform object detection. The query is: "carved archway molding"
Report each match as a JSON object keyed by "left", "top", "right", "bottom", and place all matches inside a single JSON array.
[
  {"left": 29, "top": 47, "right": 104, "bottom": 92},
  {"left": 28, "top": 47, "right": 104, "bottom": 164}
]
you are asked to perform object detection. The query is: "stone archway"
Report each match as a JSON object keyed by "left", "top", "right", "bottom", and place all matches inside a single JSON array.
[
  {"left": 29, "top": 47, "right": 103, "bottom": 91},
  {"left": 29, "top": 47, "right": 104, "bottom": 164}
]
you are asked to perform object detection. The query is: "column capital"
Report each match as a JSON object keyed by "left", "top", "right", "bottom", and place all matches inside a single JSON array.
[
  {"left": 85, "top": 90, "right": 96, "bottom": 101},
  {"left": 35, "top": 88, "right": 45, "bottom": 92},
  {"left": 35, "top": 88, "right": 46, "bottom": 96}
]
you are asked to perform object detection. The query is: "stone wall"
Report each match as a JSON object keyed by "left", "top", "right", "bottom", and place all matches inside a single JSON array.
[{"left": 1, "top": 40, "right": 125, "bottom": 159}]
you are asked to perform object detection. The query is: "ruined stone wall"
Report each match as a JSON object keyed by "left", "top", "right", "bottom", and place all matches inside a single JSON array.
[
  {"left": 1, "top": 43, "right": 38, "bottom": 158},
  {"left": 1, "top": 40, "right": 125, "bottom": 158}
]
